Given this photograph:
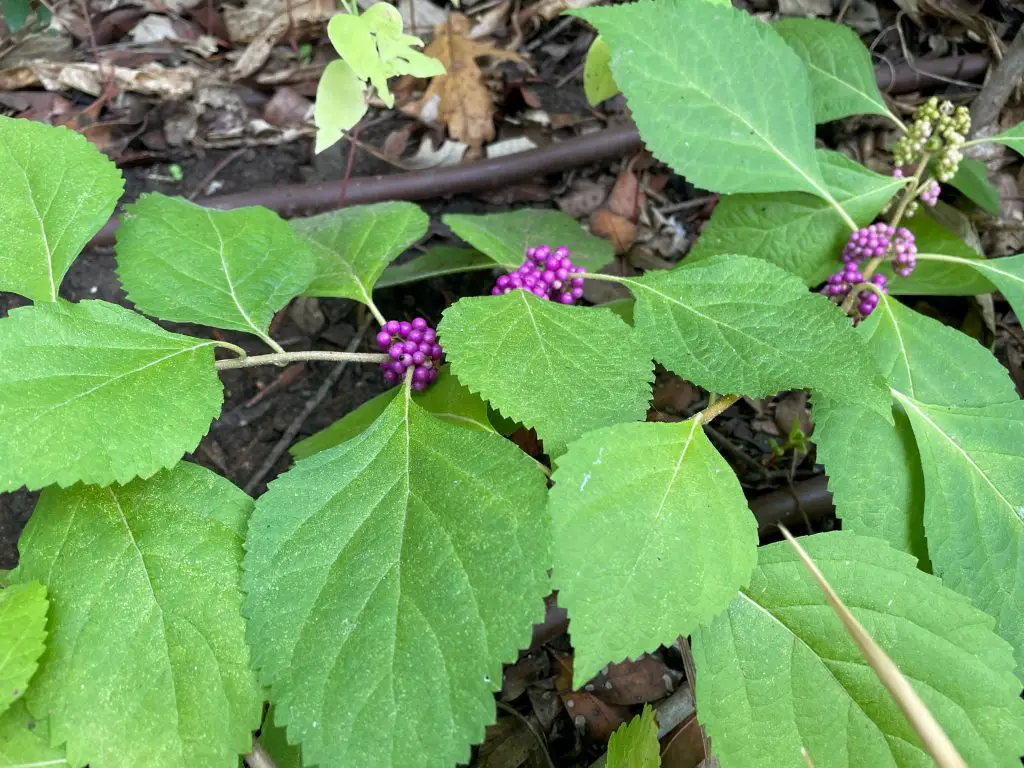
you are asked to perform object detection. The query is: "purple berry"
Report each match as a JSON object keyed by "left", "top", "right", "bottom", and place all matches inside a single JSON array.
[
  {"left": 412, "top": 317, "right": 427, "bottom": 330},
  {"left": 408, "top": 329, "right": 424, "bottom": 343},
  {"left": 422, "top": 328, "right": 436, "bottom": 343},
  {"left": 385, "top": 320, "right": 400, "bottom": 334},
  {"left": 376, "top": 330, "right": 392, "bottom": 349},
  {"left": 399, "top": 321, "right": 412, "bottom": 336}
]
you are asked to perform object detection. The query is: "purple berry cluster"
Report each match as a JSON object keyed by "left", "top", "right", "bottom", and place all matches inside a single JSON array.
[
  {"left": 919, "top": 180, "right": 940, "bottom": 208},
  {"left": 376, "top": 318, "right": 443, "bottom": 391},
  {"left": 823, "top": 265, "right": 888, "bottom": 316},
  {"left": 491, "top": 245, "right": 585, "bottom": 304},
  {"left": 842, "top": 222, "right": 893, "bottom": 263},
  {"left": 824, "top": 222, "right": 918, "bottom": 318}
]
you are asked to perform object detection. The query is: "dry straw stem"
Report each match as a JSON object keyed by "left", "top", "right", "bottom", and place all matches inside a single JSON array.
[{"left": 777, "top": 525, "right": 968, "bottom": 768}]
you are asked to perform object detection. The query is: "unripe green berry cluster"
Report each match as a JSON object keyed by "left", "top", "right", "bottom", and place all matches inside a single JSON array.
[{"left": 893, "top": 97, "right": 970, "bottom": 181}]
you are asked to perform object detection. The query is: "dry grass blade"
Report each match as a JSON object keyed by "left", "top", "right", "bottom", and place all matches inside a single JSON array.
[{"left": 777, "top": 525, "right": 968, "bottom": 768}]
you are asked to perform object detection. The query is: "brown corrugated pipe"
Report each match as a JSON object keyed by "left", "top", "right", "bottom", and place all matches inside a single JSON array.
[{"left": 88, "top": 53, "right": 990, "bottom": 248}]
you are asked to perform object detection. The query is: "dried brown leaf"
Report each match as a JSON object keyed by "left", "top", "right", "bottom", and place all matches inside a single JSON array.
[
  {"left": 590, "top": 208, "right": 636, "bottom": 254},
  {"left": 405, "top": 13, "right": 523, "bottom": 148},
  {"left": 607, "top": 166, "right": 644, "bottom": 222}
]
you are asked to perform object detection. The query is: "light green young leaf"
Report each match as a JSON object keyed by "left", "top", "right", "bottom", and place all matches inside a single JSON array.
[
  {"left": 879, "top": 213, "right": 994, "bottom": 295},
  {"left": 290, "top": 366, "right": 494, "bottom": 460},
  {"left": 375, "top": 247, "right": 496, "bottom": 289},
  {"left": 11, "top": 462, "right": 262, "bottom": 768},
  {"left": 629, "top": 255, "right": 891, "bottom": 418},
  {"left": 443, "top": 209, "right": 615, "bottom": 272},
  {"left": 439, "top": 293, "right": 653, "bottom": 455},
  {"left": 116, "top": 194, "right": 317, "bottom": 344},
  {"left": 813, "top": 399, "right": 927, "bottom": 563},
  {"left": 314, "top": 59, "right": 368, "bottom": 154},
  {"left": 583, "top": 37, "right": 618, "bottom": 106},
  {"left": 259, "top": 707, "right": 303, "bottom": 768},
  {"left": 687, "top": 150, "right": 904, "bottom": 283},
  {"left": 987, "top": 121, "right": 1024, "bottom": 156},
  {"left": 0, "top": 300, "right": 223, "bottom": 492},
  {"left": 0, "top": 582, "right": 47, "bottom": 716},
  {"left": 948, "top": 157, "right": 1001, "bottom": 215},
  {"left": 327, "top": 4, "right": 443, "bottom": 109},
  {"left": 859, "top": 292, "right": 1017, "bottom": 407},
  {"left": 893, "top": 395, "right": 1024, "bottom": 680},
  {"left": 0, "top": 700, "right": 66, "bottom": 768},
  {"left": 294, "top": 202, "right": 428, "bottom": 301},
  {"left": 575, "top": 0, "right": 830, "bottom": 198},
  {"left": 243, "top": 386, "right": 550, "bottom": 768},
  {"left": 0, "top": 116, "right": 124, "bottom": 302},
  {"left": 692, "top": 531, "right": 1024, "bottom": 768},
  {"left": 774, "top": 18, "right": 895, "bottom": 125},
  {"left": 606, "top": 704, "right": 660, "bottom": 768},
  {"left": 551, "top": 419, "right": 757, "bottom": 683}
]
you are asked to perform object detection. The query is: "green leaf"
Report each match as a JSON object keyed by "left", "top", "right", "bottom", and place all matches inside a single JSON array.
[
  {"left": 550, "top": 419, "right": 757, "bottom": 683},
  {"left": 116, "top": 193, "right": 317, "bottom": 344},
  {"left": 813, "top": 399, "right": 927, "bottom": 563},
  {"left": 692, "top": 531, "right": 1024, "bottom": 768},
  {"left": 583, "top": 37, "right": 618, "bottom": 106},
  {"left": 879, "top": 212, "right": 994, "bottom": 295},
  {"left": 687, "top": 150, "right": 904, "bottom": 283},
  {"left": 774, "top": 18, "right": 895, "bottom": 125},
  {"left": 813, "top": 292, "right": 1015, "bottom": 563},
  {"left": 0, "top": 116, "right": 124, "bottom": 303},
  {"left": 893, "top": 394, "right": 1024, "bottom": 680},
  {"left": 439, "top": 293, "right": 653, "bottom": 455},
  {"left": 606, "top": 704, "right": 660, "bottom": 768},
  {"left": 0, "top": 700, "right": 65, "bottom": 768},
  {"left": 0, "top": 582, "right": 48, "bottom": 715},
  {"left": 988, "top": 121, "right": 1024, "bottom": 157},
  {"left": 294, "top": 202, "right": 428, "bottom": 301},
  {"left": 859, "top": 292, "right": 1017, "bottom": 407},
  {"left": 2, "top": 0, "right": 51, "bottom": 33},
  {"left": 376, "top": 247, "right": 496, "bottom": 289},
  {"left": 314, "top": 59, "right": 368, "bottom": 154},
  {"left": 243, "top": 385, "right": 550, "bottom": 768},
  {"left": 948, "top": 157, "right": 1001, "bottom": 215},
  {"left": 290, "top": 366, "right": 494, "bottom": 460},
  {"left": 11, "top": 462, "right": 262, "bottom": 768},
  {"left": 0, "top": 300, "right": 223, "bottom": 492},
  {"left": 629, "top": 255, "right": 891, "bottom": 418},
  {"left": 327, "top": 4, "right": 443, "bottom": 110},
  {"left": 930, "top": 253, "right": 1024, "bottom": 319},
  {"left": 443, "top": 209, "right": 615, "bottom": 272},
  {"left": 259, "top": 707, "right": 304, "bottom": 768},
  {"left": 575, "top": 0, "right": 829, "bottom": 198}
]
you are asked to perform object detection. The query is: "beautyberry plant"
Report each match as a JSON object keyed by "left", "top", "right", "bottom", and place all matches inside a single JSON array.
[{"left": 5, "top": 1, "right": 1024, "bottom": 767}]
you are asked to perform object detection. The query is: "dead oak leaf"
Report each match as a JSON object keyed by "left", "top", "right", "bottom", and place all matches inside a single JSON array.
[{"left": 405, "top": 13, "right": 523, "bottom": 149}]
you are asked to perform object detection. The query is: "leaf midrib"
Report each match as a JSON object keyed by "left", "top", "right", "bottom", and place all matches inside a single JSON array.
[{"left": 10, "top": 341, "right": 216, "bottom": 442}]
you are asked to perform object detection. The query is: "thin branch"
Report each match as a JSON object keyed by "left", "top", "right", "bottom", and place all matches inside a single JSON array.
[
  {"left": 244, "top": 739, "right": 278, "bottom": 768},
  {"left": 215, "top": 349, "right": 387, "bottom": 370},
  {"left": 696, "top": 394, "right": 740, "bottom": 425},
  {"left": 242, "top": 320, "right": 373, "bottom": 494},
  {"left": 778, "top": 526, "right": 968, "bottom": 768}
]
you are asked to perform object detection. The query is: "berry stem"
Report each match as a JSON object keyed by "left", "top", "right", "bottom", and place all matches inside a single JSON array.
[
  {"left": 697, "top": 394, "right": 740, "bottom": 425},
  {"left": 364, "top": 297, "right": 387, "bottom": 327},
  {"left": 215, "top": 350, "right": 389, "bottom": 370}
]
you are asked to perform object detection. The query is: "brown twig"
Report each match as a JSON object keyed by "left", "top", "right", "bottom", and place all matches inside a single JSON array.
[
  {"left": 187, "top": 148, "right": 247, "bottom": 201},
  {"left": 242, "top": 319, "right": 372, "bottom": 495},
  {"left": 971, "top": 24, "right": 1024, "bottom": 132}
]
